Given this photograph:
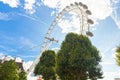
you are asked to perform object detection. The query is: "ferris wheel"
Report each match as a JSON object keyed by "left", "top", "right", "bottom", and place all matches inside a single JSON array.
[{"left": 26, "top": 2, "right": 94, "bottom": 75}]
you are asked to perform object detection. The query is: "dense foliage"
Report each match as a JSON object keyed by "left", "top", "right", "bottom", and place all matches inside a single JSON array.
[
  {"left": 0, "top": 60, "right": 19, "bottom": 80},
  {"left": 115, "top": 46, "right": 120, "bottom": 66},
  {"left": 0, "top": 60, "right": 26, "bottom": 80},
  {"left": 57, "top": 33, "right": 103, "bottom": 80},
  {"left": 34, "top": 50, "right": 57, "bottom": 80},
  {"left": 19, "top": 70, "right": 27, "bottom": 80}
]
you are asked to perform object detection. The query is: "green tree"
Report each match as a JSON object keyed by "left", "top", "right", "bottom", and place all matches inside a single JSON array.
[
  {"left": 115, "top": 46, "right": 120, "bottom": 66},
  {"left": 34, "top": 50, "right": 57, "bottom": 80},
  {"left": 0, "top": 60, "right": 19, "bottom": 80},
  {"left": 0, "top": 64, "right": 2, "bottom": 79},
  {"left": 19, "top": 70, "right": 27, "bottom": 80},
  {"left": 57, "top": 33, "right": 103, "bottom": 80}
]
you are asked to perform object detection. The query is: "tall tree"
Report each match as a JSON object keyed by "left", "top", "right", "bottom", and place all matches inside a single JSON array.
[
  {"left": 115, "top": 46, "right": 120, "bottom": 66},
  {"left": 19, "top": 70, "right": 27, "bottom": 80},
  {"left": 0, "top": 64, "right": 2, "bottom": 79},
  {"left": 0, "top": 60, "right": 19, "bottom": 80},
  {"left": 34, "top": 50, "right": 57, "bottom": 80},
  {"left": 57, "top": 33, "right": 103, "bottom": 80}
]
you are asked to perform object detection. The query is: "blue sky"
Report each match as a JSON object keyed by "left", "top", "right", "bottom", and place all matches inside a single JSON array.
[{"left": 0, "top": 0, "right": 120, "bottom": 80}]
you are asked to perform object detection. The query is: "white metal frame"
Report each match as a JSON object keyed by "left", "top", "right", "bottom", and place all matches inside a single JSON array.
[{"left": 26, "top": 2, "right": 94, "bottom": 75}]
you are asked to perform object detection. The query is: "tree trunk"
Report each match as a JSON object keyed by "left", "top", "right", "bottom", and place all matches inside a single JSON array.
[{"left": 77, "top": 73, "right": 82, "bottom": 80}]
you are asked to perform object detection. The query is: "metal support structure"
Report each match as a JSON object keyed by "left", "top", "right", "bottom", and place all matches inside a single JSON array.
[{"left": 26, "top": 2, "right": 94, "bottom": 75}]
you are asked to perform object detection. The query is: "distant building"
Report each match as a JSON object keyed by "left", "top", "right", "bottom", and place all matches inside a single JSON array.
[
  {"left": 0, "top": 55, "right": 24, "bottom": 72},
  {"left": 16, "top": 61, "right": 24, "bottom": 72},
  {"left": 115, "top": 78, "right": 120, "bottom": 80}
]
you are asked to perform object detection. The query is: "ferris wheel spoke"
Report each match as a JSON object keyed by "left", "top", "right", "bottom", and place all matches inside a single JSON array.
[{"left": 26, "top": 2, "right": 94, "bottom": 75}]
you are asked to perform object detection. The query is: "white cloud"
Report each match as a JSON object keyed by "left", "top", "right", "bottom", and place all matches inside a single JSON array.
[
  {"left": 51, "top": 11, "right": 55, "bottom": 16},
  {"left": 0, "top": 0, "right": 20, "bottom": 8},
  {"left": 0, "top": 12, "right": 10, "bottom": 20},
  {"left": 41, "top": 0, "right": 60, "bottom": 9},
  {"left": 58, "top": 14, "right": 80, "bottom": 33},
  {"left": 5, "top": 56, "right": 14, "bottom": 61},
  {"left": 0, "top": 55, "right": 24, "bottom": 62},
  {"left": 0, "top": 12, "right": 19, "bottom": 21},
  {"left": 112, "top": 47, "right": 117, "bottom": 58},
  {"left": 111, "top": 9, "right": 120, "bottom": 29},
  {"left": 0, "top": 53, "right": 4, "bottom": 59},
  {"left": 19, "top": 37, "right": 35, "bottom": 48},
  {"left": 110, "top": 0, "right": 120, "bottom": 29},
  {"left": 0, "top": 0, "right": 37, "bottom": 14},
  {"left": 24, "top": 0, "right": 36, "bottom": 14},
  {"left": 0, "top": 45, "right": 5, "bottom": 50},
  {"left": 42, "top": 0, "right": 113, "bottom": 19},
  {"left": 41, "top": 0, "right": 113, "bottom": 33},
  {"left": 111, "top": 0, "right": 120, "bottom": 3},
  {"left": 18, "top": 55, "right": 36, "bottom": 58},
  {"left": 0, "top": 54, "right": 23, "bottom": 62},
  {"left": 101, "top": 61, "right": 115, "bottom": 65},
  {"left": 15, "top": 57, "right": 22, "bottom": 62},
  {"left": 112, "top": 47, "right": 117, "bottom": 52},
  {"left": 101, "top": 56, "right": 115, "bottom": 65},
  {"left": 103, "top": 71, "right": 120, "bottom": 80},
  {"left": 23, "top": 61, "right": 33, "bottom": 71},
  {"left": 17, "top": 13, "right": 47, "bottom": 25}
]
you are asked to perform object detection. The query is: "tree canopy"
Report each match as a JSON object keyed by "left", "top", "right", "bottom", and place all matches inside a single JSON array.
[
  {"left": 19, "top": 70, "right": 27, "bottom": 80},
  {"left": 0, "top": 60, "right": 26, "bottom": 80},
  {"left": 115, "top": 46, "right": 120, "bottom": 66},
  {"left": 0, "top": 60, "right": 19, "bottom": 80},
  {"left": 57, "top": 33, "right": 103, "bottom": 80},
  {"left": 34, "top": 50, "right": 57, "bottom": 80}
]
